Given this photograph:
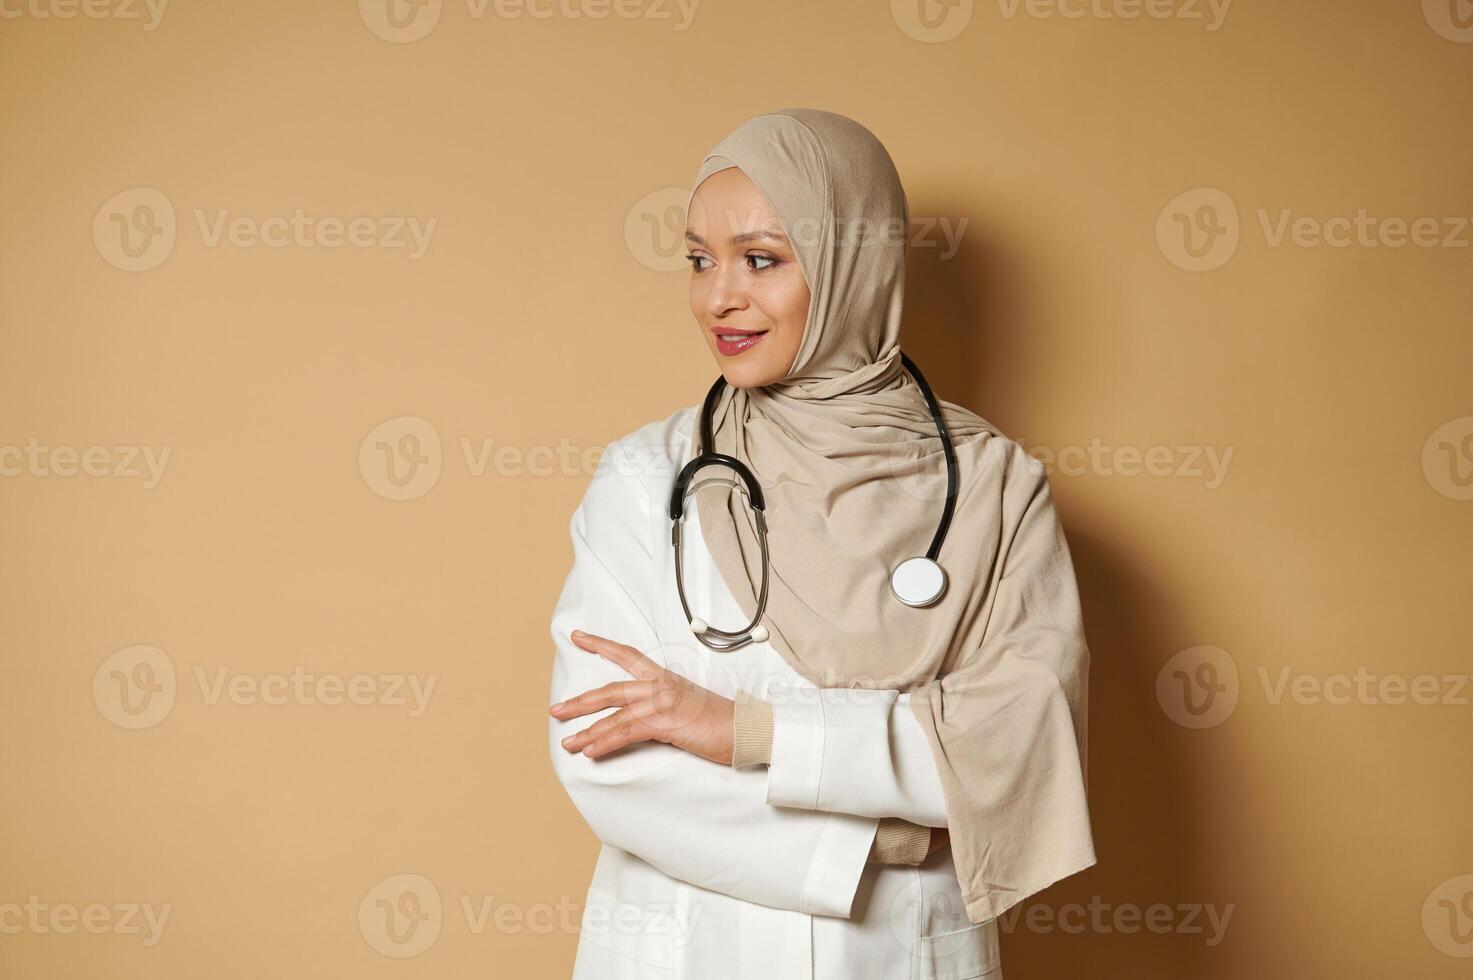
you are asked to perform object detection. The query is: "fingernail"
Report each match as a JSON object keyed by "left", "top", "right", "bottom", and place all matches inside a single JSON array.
[
  {"left": 571, "top": 630, "right": 585, "bottom": 639},
  {"left": 561, "top": 735, "right": 573, "bottom": 745}
]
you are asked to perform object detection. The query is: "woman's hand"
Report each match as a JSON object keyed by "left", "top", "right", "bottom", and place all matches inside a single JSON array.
[{"left": 550, "top": 629, "right": 735, "bottom": 765}]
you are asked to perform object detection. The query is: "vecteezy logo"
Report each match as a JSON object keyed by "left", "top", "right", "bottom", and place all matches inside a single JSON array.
[
  {"left": 359, "top": 0, "right": 442, "bottom": 42},
  {"left": 1423, "top": 874, "right": 1473, "bottom": 957},
  {"left": 1156, "top": 187, "right": 1239, "bottom": 272},
  {"left": 625, "top": 187, "right": 695, "bottom": 272},
  {"left": 891, "top": 0, "right": 974, "bottom": 42},
  {"left": 1422, "top": 416, "right": 1473, "bottom": 501},
  {"left": 1156, "top": 645, "right": 1238, "bottom": 729},
  {"left": 1423, "top": 0, "right": 1473, "bottom": 42},
  {"left": 93, "top": 188, "right": 177, "bottom": 272},
  {"left": 359, "top": 873, "right": 442, "bottom": 957},
  {"left": 359, "top": 416, "right": 443, "bottom": 501},
  {"left": 93, "top": 645, "right": 177, "bottom": 729}
]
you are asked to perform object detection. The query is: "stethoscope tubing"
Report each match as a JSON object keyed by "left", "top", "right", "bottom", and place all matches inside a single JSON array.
[{"left": 669, "top": 351, "right": 956, "bottom": 651}]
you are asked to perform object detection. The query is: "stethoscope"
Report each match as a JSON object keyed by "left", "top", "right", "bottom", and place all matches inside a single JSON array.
[{"left": 668, "top": 352, "right": 959, "bottom": 652}]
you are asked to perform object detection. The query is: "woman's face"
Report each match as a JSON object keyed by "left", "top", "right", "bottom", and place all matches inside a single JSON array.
[{"left": 686, "top": 167, "right": 810, "bottom": 388}]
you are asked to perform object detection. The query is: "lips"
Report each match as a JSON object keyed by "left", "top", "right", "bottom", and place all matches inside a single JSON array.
[{"left": 712, "top": 328, "right": 769, "bottom": 356}]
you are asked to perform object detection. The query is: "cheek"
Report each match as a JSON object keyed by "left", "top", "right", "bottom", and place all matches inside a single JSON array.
[
  {"left": 776, "top": 278, "right": 810, "bottom": 355},
  {"left": 781, "top": 290, "right": 809, "bottom": 330},
  {"left": 762, "top": 270, "right": 810, "bottom": 335}
]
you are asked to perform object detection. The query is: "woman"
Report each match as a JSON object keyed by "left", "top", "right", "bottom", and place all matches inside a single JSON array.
[{"left": 547, "top": 108, "right": 1095, "bottom": 980}]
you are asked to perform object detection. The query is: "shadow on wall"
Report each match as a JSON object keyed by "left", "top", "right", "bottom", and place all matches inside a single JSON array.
[{"left": 900, "top": 207, "right": 1215, "bottom": 979}]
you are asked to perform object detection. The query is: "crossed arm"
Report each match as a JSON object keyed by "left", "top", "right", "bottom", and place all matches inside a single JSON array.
[
  {"left": 729, "top": 688, "right": 946, "bottom": 864},
  {"left": 546, "top": 445, "right": 949, "bottom": 917}
]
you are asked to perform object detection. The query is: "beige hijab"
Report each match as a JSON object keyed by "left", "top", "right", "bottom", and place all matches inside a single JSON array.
[{"left": 685, "top": 108, "right": 1096, "bottom": 924}]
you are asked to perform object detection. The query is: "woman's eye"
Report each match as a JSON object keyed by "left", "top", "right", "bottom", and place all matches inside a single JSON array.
[
  {"left": 747, "top": 254, "right": 778, "bottom": 271},
  {"left": 686, "top": 253, "right": 712, "bottom": 272}
]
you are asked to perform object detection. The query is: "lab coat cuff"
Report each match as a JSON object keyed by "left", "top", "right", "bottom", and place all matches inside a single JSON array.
[
  {"left": 731, "top": 689, "right": 774, "bottom": 769},
  {"left": 766, "top": 693, "right": 826, "bottom": 810},
  {"left": 799, "top": 811, "right": 881, "bottom": 919}
]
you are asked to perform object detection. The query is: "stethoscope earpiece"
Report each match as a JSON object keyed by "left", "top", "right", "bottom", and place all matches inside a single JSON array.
[{"left": 670, "top": 352, "right": 958, "bottom": 651}]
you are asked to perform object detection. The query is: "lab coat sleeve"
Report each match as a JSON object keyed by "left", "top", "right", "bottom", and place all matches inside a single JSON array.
[
  {"left": 764, "top": 687, "right": 949, "bottom": 827},
  {"left": 548, "top": 441, "right": 881, "bottom": 919}
]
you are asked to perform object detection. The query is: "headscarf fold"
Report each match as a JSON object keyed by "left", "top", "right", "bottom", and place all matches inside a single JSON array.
[{"left": 684, "top": 108, "right": 1096, "bottom": 924}]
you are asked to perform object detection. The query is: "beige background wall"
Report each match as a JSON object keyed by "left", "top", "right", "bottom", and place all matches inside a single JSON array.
[{"left": 2, "top": 0, "right": 1470, "bottom": 976}]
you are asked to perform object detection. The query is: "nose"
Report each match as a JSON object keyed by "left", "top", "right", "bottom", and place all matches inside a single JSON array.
[{"left": 705, "top": 261, "right": 747, "bottom": 318}]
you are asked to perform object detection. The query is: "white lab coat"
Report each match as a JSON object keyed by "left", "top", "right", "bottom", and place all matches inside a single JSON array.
[{"left": 548, "top": 405, "right": 1003, "bottom": 980}]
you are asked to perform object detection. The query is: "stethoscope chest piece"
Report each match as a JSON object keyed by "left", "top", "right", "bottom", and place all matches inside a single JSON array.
[{"left": 890, "top": 556, "right": 947, "bottom": 608}]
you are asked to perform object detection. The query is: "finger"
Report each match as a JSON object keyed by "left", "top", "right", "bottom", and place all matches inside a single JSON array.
[
  {"left": 560, "top": 699, "right": 660, "bottom": 751},
  {"left": 549, "top": 680, "right": 653, "bottom": 720},
  {"left": 580, "top": 712, "right": 657, "bottom": 759},
  {"left": 570, "top": 630, "right": 662, "bottom": 680}
]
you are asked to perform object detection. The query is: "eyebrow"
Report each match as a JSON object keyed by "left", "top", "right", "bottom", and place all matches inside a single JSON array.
[{"left": 685, "top": 228, "right": 790, "bottom": 246}]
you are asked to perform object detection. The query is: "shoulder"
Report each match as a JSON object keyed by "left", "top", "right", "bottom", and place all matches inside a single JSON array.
[
  {"left": 989, "top": 434, "right": 1053, "bottom": 521},
  {"left": 936, "top": 398, "right": 1046, "bottom": 489},
  {"left": 991, "top": 432, "right": 1049, "bottom": 488},
  {"left": 949, "top": 425, "right": 1056, "bottom": 547},
  {"left": 572, "top": 404, "right": 695, "bottom": 535},
  {"left": 596, "top": 404, "right": 697, "bottom": 504},
  {"left": 946, "top": 408, "right": 1047, "bottom": 499}
]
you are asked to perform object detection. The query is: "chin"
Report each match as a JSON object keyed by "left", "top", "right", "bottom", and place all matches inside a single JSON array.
[{"left": 716, "top": 356, "right": 787, "bottom": 389}]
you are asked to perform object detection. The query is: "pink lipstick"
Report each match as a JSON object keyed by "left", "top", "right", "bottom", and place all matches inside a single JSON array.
[{"left": 711, "top": 326, "right": 769, "bottom": 356}]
